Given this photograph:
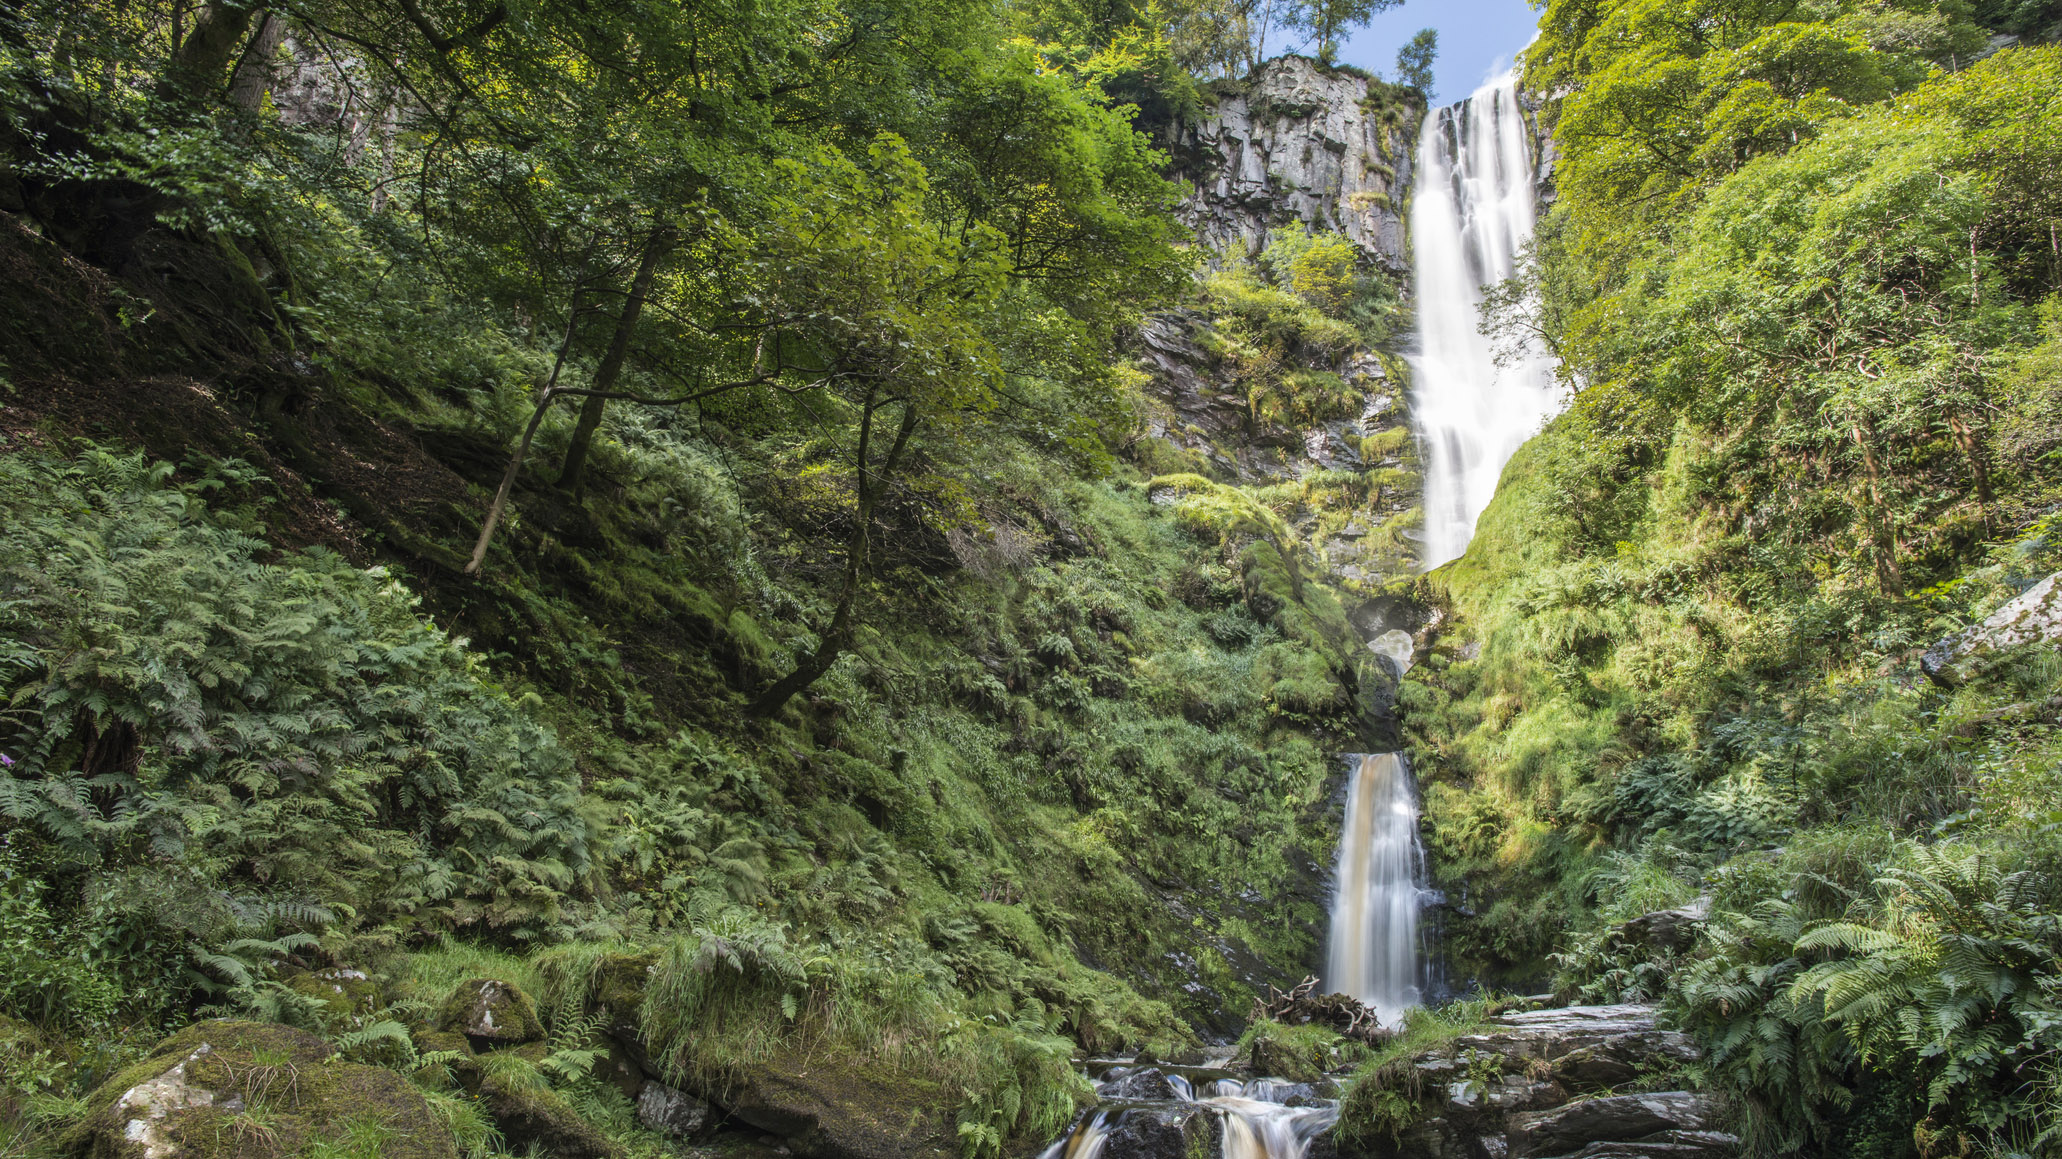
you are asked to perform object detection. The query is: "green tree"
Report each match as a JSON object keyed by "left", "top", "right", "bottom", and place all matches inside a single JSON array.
[
  {"left": 1294, "top": 0, "right": 1400, "bottom": 66},
  {"left": 1395, "top": 27, "right": 1436, "bottom": 95}
]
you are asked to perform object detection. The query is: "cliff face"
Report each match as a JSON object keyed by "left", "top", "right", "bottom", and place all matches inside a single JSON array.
[
  {"left": 1132, "top": 57, "right": 1427, "bottom": 594},
  {"left": 1173, "top": 56, "right": 1419, "bottom": 276}
]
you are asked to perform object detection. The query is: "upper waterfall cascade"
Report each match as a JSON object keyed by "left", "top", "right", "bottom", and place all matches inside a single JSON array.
[
  {"left": 1410, "top": 71, "right": 1563, "bottom": 569},
  {"left": 1324, "top": 752, "right": 1424, "bottom": 1026}
]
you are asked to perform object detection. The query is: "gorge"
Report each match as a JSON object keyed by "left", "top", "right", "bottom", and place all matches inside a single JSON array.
[{"left": 3, "top": 3, "right": 2062, "bottom": 1159}]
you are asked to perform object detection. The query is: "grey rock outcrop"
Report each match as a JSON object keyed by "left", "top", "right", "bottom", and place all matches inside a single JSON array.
[
  {"left": 1508, "top": 1093, "right": 1729, "bottom": 1157},
  {"left": 1922, "top": 571, "right": 2062, "bottom": 684},
  {"left": 1342, "top": 1005, "right": 1734, "bottom": 1159},
  {"left": 1172, "top": 57, "right": 1419, "bottom": 273},
  {"left": 637, "top": 1081, "right": 711, "bottom": 1136}
]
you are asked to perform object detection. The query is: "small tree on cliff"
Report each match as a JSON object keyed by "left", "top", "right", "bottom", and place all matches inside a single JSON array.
[
  {"left": 1395, "top": 27, "right": 1437, "bottom": 95},
  {"left": 1294, "top": 0, "right": 1399, "bottom": 66}
]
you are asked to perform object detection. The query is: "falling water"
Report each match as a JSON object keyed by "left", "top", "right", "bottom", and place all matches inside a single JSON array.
[
  {"left": 1411, "top": 70, "right": 1562, "bottom": 569},
  {"left": 1038, "top": 1073, "right": 1335, "bottom": 1159},
  {"left": 1324, "top": 753, "right": 1422, "bottom": 1026}
]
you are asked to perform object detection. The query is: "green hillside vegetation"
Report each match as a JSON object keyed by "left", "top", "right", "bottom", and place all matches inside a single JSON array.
[
  {"left": 6, "top": 0, "right": 2062, "bottom": 1155},
  {"left": 1403, "top": 0, "right": 2062, "bottom": 1154},
  {"left": 0, "top": 0, "right": 1399, "bottom": 1156}
]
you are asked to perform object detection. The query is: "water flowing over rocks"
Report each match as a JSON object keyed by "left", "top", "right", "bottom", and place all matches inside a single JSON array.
[{"left": 1171, "top": 57, "right": 1418, "bottom": 275}]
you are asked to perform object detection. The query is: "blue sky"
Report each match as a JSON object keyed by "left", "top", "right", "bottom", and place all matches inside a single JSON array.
[{"left": 1330, "top": 0, "right": 1542, "bottom": 104}]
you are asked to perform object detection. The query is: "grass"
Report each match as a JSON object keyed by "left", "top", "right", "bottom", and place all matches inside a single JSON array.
[{"left": 1335, "top": 994, "right": 1516, "bottom": 1144}]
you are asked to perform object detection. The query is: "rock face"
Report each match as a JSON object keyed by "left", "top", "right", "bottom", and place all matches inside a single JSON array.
[
  {"left": 1922, "top": 571, "right": 2062, "bottom": 684},
  {"left": 65, "top": 1020, "right": 458, "bottom": 1159},
  {"left": 637, "top": 1081, "right": 711, "bottom": 1136},
  {"left": 1172, "top": 57, "right": 1419, "bottom": 274},
  {"left": 1106, "top": 1107, "right": 1222, "bottom": 1159},
  {"left": 1345, "top": 1005, "right": 1735, "bottom": 1159}
]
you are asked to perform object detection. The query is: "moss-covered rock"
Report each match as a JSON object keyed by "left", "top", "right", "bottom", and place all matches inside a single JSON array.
[
  {"left": 62, "top": 1019, "right": 457, "bottom": 1159},
  {"left": 475, "top": 1070, "right": 620, "bottom": 1159},
  {"left": 282, "top": 968, "right": 382, "bottom": 1032},
  {"left": 706, "top": 1052, "right": 959, "bottom": 1159},
  {"left": 410, "top": 1029, "right": 475, "bottom": 1060},
  {"left": 438, "top": 978, "right": 544, "bottom": 1045}
]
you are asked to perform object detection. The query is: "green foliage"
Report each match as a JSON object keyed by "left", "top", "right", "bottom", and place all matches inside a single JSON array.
[
  {"left": 1393, "top": 29, "right": 1436, "bottom": 96},
  {"left": 0, "top": 451, "right": 589, "bottom": 964},
  {"left": 1336, "top": 995, "right": 1508, "bottom": 1144}
]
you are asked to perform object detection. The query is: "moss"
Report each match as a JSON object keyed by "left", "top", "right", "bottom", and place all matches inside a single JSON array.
[
  {"left": 64, "top": 1020, "right": 458, "bottom": 1159},
  {"left": 438, "top": 979, "right": 544, "bottom": 1044},
  {"left": 476, "top": 1070, "right": 620, "bottom": 1159},
  {"left": 1239, "top": 1020, "right": 1359, "bottom": 1084},
  {"left": 715, "top": 1051, "right": 960, "bottom": 1159},
  {"left": 411, "top": 1030, "right": 475, "bottom": 1058},
  {"left": 282, "top": 970, "right": 382, "bottom": 1032}
]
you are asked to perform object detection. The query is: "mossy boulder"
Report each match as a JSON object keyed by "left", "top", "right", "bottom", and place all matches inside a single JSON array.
[
  {"left": 282, "top": 968, "right": 382, "bottom": 1032},
  {"left": 438, "top": 978, "right": 544, "bottom": 1045},
  {"left": 706, "top": 1052, "right": 959, "bottom": 1159},
  {"left": 474, "top": 1069, "right": 620, "bottom": 1159},
  {"left": 62, "top": 1019, "right": 457, "bottom": 1159}
]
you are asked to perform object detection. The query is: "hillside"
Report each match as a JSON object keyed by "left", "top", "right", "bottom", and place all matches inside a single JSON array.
[{"left": 5, "top": 1, "right": 2062, "bottom": 1158}]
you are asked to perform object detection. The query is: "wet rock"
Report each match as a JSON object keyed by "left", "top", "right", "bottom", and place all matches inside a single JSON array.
[
  {"left": 1102, "top": 1107, "right": 1219, "bottom": 1159},
  {"left": 1507, "top": 1092, "right": 1729, "bottom": 1158},
  {"left": 63, "top": 1020, "right": 457, "bottom": 1159},
  {"left": 637, "top": 1080, "right": 710, "bottom": 1136},
  {"left": 1922, "top": 572, "right": 2062, "bottom": 684},
  {"left": 440, "top": 977, "right": 545, "bottom": 1045},
  {"left": 1098, "top": 1067, "right": 1183, "bottom": 1102},
  {"left": 1545, "top": 1130, "right": 1740, "bottom": 1159}
]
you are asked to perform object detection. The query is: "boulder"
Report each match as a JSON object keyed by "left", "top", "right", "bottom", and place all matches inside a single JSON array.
[
  {"left": 1922, "top": 572, "right": 2062, "bottom": 684},
  {"left": 1098, "top": 1068, "right": 1183, "bottom": 1102},
  {"left": 439, "top": 977, "right": 544, "bottom": 1045},
  {"left": 63, "top": 1019, "right": 457, "bottom": 1159},
  {"left": 1101, "top": 1107, "right": 1218, "bottom": 1159},
  {"left": 1507, "top": 1093, "right": 1729, "bottom": 1158},
  {"left": 477, "top": 1069, "right": 620, "bottom": 1159},
  {"left": 637, "top": 1081, "right": 710, "bottom": 1137},
  {"left": 708, "top": 1053, "right": 959, "bottom": 1159},
  {"left": 1617, "top": 899, "right": 1711, "bottom": 954}
]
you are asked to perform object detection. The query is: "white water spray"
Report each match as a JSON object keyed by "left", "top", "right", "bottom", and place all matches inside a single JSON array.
[
  {"left": 1323, "top": 753, "right": 1422, "bottom": 1026},
  {"left": 1410, "top": 71, "right": 1561, "bottom": 568}
]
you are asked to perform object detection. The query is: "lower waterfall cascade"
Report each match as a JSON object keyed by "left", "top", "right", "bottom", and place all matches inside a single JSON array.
[
  {"left": 1323, "top": 753, "right": 1425, "bottom": 1026},
  {"left": 1410, "top": 69, "right": 1563, "bottom": 569},
  {"left": 1037, "top": 1069, "right": 1337, "bottom": 1159}
]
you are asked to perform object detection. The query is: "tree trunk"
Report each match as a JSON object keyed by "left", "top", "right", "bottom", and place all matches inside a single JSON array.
[
  {"left": 465, "top": 298, "right": 586, "bottom": 575},
  {"left": 1850, "top": 418, "right": 1903, "bottom": 597},
  {"left": 751, "top": 395, "right": 919, "bottom": 716},
  {"left": 227, "top": 12, "right": 287, "bottom": 109},
  {"left": 160, "top": 3, "right": 263, "bottom": 101},
  {"left": 559, "top": 226, "right": 671, "bottom": 497},
  {"left": 1945, "top": 410, "right": 1993, "bottom": 527}
]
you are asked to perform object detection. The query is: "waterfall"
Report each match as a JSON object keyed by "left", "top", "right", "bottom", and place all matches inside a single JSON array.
[
  {"left": 1039, "top": 1074, "right": 1335, "bottom": 1159},
  {"left": 1410, "top": 70, "right": 1561, "bottom": 569},
  {"left": 1324, "top": 753, "right": 1422, "bottom": 1026}
]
